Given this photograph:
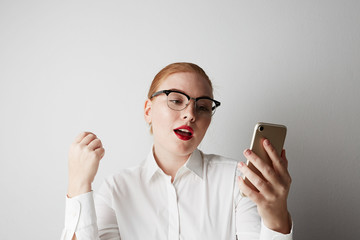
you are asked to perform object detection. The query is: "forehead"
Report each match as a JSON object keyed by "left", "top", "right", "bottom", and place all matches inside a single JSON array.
[{"left": 158, "top": 72, "right": 213, "bottom": 97}]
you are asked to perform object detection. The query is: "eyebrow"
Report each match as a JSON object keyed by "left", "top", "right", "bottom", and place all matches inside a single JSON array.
[{"left": 168, "top": 88, "right": 213, "bottom": 99}]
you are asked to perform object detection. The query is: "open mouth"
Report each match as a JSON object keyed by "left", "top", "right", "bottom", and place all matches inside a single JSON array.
[{"left": 174, "top": 126, "right": 194, "bottom": 140}]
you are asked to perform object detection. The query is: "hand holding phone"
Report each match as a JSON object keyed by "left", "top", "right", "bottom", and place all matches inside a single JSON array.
[
  {"left": 243, "top": 122, "right": 287, "bottom": 192},
  {"left": 237, "top": 122, "right": 292, "bottom": 234}
]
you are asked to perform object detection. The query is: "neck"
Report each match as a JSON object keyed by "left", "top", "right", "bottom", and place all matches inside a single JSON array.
[{"left": 153, "top": 145, "right": 191, "bottom": 182}]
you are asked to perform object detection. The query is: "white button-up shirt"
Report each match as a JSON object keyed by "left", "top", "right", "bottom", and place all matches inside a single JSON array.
[{"left": 61, "top": 148, "right": 293, "bottom": 240}]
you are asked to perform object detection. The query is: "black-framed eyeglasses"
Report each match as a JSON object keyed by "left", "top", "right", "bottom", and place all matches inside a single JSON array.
[{"left": 150, "top": 90, "right": 221, "bottom": 116}]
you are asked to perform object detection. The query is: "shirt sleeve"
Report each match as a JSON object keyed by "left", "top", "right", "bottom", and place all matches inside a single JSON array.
[
  {"left": 60, "top": 191, "right": 99, "bottom": 240},
  {"left": 60, "top": 187, "right": 121, "bottom": 240},
  {"left": 260, "top": 220, "right": 293, "bottom": 240},
  {"left": 234, "top": 177, "right": 293, "bottom": 240}
]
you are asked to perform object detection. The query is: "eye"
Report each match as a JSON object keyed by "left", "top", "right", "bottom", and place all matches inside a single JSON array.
[
  {"left": 197, "top": 105, "right": 211, "bottom": 112},
  {"left": 169, "top": 98, "right": 184, "bottom": 105},
  {"left": 168, "top": 92, "right": 187, "bottom": 106},
  {"left": 196, "top": 99, "right": 214, "bottom": 114}
]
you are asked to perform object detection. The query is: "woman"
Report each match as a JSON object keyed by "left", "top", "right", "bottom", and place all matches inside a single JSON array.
[{"left": 61, "top": 62, "right": 293, "bottom": 240}]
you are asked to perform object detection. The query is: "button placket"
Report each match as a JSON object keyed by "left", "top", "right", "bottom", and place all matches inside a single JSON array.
[{"left": 166, "top": 176, "right": 180, "bottom": 239}]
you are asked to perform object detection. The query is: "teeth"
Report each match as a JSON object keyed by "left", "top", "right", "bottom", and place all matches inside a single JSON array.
[{"left": 178, "top": 129, "right": 190, "bottom": 133}]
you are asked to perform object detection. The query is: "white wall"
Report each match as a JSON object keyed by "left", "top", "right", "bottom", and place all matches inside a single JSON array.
[{"left": 0, "top": 1, "right": 359, "bottom": 239}]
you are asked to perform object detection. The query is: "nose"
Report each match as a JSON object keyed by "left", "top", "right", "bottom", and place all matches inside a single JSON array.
[{"left": 182, "top": 99, "right": 196, "bottom": 122}]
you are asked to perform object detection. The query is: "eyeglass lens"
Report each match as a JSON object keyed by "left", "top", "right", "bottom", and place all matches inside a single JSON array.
[{"left": 167, "top": 92, "right": 216, "bottom": 115}]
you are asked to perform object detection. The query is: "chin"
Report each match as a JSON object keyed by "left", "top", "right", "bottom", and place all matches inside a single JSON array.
[{"left": 173, "top": 141, "right": 198, "bottom": 156}]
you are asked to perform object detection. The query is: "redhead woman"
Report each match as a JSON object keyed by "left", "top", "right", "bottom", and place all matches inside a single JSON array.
[{"left": 61, "top": 63, "right": 293, "bottom": 240}]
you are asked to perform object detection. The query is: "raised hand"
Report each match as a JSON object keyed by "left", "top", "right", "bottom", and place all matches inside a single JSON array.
[{"left": 67, "top": 132, "right": 105, "bottom": 198}]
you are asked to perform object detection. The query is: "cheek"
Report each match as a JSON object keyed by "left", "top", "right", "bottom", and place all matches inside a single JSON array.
[
  {"left": 152, "top": 104, "right": 177, "bottom": 129},
  {"left": 198, "top": 119, "right": 211, "bottom": 135}
]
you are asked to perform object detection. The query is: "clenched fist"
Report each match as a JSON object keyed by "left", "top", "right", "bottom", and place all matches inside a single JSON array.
[{"left": 67, "top": 132, "right": 105, "bottom": 198}]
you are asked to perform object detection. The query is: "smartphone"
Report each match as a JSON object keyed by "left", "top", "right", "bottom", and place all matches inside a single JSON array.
[{"left": 243, "top": 122, "right": 287, "bottom": 193}]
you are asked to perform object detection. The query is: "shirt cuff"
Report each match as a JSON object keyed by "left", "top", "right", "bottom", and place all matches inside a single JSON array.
[
  {"left": 64, "top": 191, "right": 97, "bottom": 231},
  {"left": 260, "top": 220, "right": 293, "bottom": 240}
]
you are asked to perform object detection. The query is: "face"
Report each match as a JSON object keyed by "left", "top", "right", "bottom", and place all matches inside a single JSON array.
[{"left": 144, "top": 72, "right": 213, "bottom": 159}]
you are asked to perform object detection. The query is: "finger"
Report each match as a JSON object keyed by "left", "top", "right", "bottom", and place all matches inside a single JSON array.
[
  {"left": 95, "top": 147, "right": 105, "bottom": 158},
  {"left": 237, "top": 175, "right": 262, "bottom": 203},
  {"left": 263, "top": 140, "right": 291, "bottom": 185},
  {"left": 280, "top": 149, "right": 292, "bottom": 185},
  {"left": 238, "top": 160, "right": 273, "bottom": 196},
  {"left": 88, "top": 138, "right": 102, "bottom": 150},
  {"left": 243, "top": 149, "right": 280, "bottom": 185},
  {"left": 75, "top": 132, "right": 89, "bottom": 143},
  {"left": 281, "top": 149, "right": 288, "bottom": 169},
  {"left": 80, "top": 133, "right": 97, "bottom": 146},
  {"left": 263, "top": 139, "right": 288, "bottom": 176}
]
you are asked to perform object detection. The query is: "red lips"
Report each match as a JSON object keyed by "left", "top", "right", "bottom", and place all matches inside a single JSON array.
[{"left": 173, "top": 125, "right": 194, "bottom": 141}]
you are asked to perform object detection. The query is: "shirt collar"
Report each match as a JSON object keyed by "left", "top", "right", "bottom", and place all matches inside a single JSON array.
[
  {"left": 184, "top": 148, "right": 204, "bottom": 179},
  {"left": 143, "top": 147, "right": 160, "bottom": 183},
  {"left": 143, "top": 147, "right": 204, "bottom": 183}
]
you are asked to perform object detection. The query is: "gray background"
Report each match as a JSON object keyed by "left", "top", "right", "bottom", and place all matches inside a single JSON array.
[{"left": 0, "top": 0, "right": 359, "bottom": 239}]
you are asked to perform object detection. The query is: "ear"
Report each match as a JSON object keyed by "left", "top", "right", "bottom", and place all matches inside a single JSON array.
[{"left": 144, "top": 99, "right": 152, "bottom": 124}]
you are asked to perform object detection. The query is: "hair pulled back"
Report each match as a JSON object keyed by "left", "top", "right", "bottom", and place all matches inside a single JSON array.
[{"left": 147, "top": 62, "right": 213, "bottom": 99}]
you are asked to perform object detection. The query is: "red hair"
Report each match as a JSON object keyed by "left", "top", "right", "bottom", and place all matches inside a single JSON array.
[{"left": 147, "top": 62, "right": 213, "bottom": 99}]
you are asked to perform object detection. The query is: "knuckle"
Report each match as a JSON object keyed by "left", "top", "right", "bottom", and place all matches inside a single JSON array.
[
  {"left": 85, "top": 145, "right": 93, "bottom": 152},
  {"left": 287, "top": 175, "right": 292, "bottom": 185},
  {"left": 255, "top": 178, "right": 265, "bottom": 188},
  {"left": 89, "top": 150, "right": 98, "bottom": 158},
  {"left": 269, "top": 145, "right": 276, "bottom": 154},
  {"left": 86, "top": 133, "right": 96, "bottom": 139},
  {"left": 266, "top": 194, "right": 277, "bottom": 203},
  {"left": 264, "top": 166, "right": 274, "bottom": 177},
  {"left": 88, "top": 134, "right": 96, "bottom": 140},
  {"left": 95, "top": 148, "right": 102, "bottom": 155},
  {"left": 252, "top": 155, "right": 260, "bottom": 164},
  {"left": 79, "top": 131, "right": 86, "bottom": 138},
  {"left": 278, "top": 184, "right": 288, "bottom": 195},
  {"left": 96, "top": 151, "right": 104, "bottom": 159},
  {"left": 247, "top": 191, "right": 257, "bottom": 199}
]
